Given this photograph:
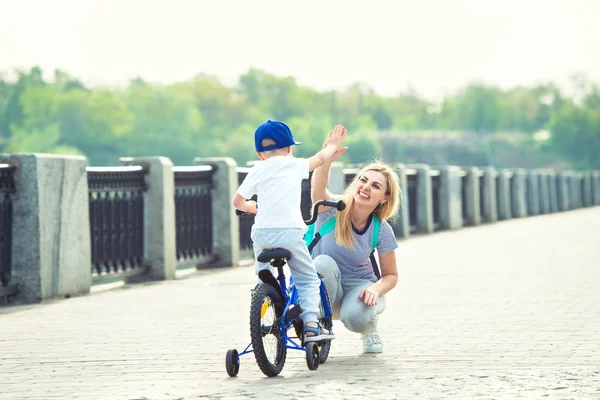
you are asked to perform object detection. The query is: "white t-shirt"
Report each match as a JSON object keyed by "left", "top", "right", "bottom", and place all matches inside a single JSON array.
[{"left": 237, "top": 156, "right": 310, "bottom": 231}]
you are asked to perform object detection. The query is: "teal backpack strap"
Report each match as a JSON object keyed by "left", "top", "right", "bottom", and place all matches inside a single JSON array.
[
  {"left": 304, "top": 224, "right": 315, "bottom": 247},
  {"left": 371, "top": 215, "right": 380, "bottom": 250},
  {"left": 370, "top": 215, "right": 381, "bottom": 279},
  {"left": 305, "top": 216, "right": 336, "bottom": 252},
  {"left": 306, "top": 213, "right": 382, "bottom": 280}
]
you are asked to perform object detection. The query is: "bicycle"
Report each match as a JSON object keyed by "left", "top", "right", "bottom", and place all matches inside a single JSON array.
[{"left": 225, "top": 199, "right": 346, "bottom": 377}]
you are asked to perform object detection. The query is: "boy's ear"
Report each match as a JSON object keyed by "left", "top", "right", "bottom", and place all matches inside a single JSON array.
[
  {"left": 257, "top": 152, "right": 266, "bottom": 160},
  {"left": 286, "top": 146, "right": 292, "bottom": 154}
]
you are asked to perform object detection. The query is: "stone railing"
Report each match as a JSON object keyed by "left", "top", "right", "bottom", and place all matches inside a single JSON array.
[{"left": 0, "top": 153, "right": 598, "bottom": 305}]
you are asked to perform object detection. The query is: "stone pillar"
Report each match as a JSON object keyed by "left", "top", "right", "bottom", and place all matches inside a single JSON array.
[
  {"left": 438, "top": 166, "right": 462, "bottom": 230},
  {"left": 556, "top": 172, "right": 570, "bottom": 211},
  {"left": 510, "top": 169, "right": 528, "bottom": 218},
  {"left": 464, "top": 167, "right": 482, "bottom": 226},
  {"left": 570, "top": 173, "right": 583, "bottom": 209},
  {"left": 481, "top": 167, "right": 498, "bottom": 223},
  {"left": 548, "top": 171, "right": 559, "bottom": 213},
  {"left": 411, "top": 164, "right": 433, "bottom": 234},
  {"left": 496, "top": 169, "right": 512, "bottom": 220},
  {"left": 576, "top": 173, "right": 584, "bottom": 208},
  {"left": 0, "top": 154, "right": 91, "bottom": 304},
  {"left": 121, "top": 157, "right": 176, "bottom": 280},
  {"left": 537, "top": 170, "right": 550, "bottom": 214},
  {"left": 195, "top": 157, "right": 240, "bottom": 268},
  {"left": 405, "top": 167, "right": 418, "bottom": 236},
  {"left": 582, "top": 172, "right": 593, "bottom": 207},
  {"left": 527, "top": 170, "right": 540, "bottom": 216},
  {"left": 328, "top": 162, "right": 346, "bottom": 196},
  {"left": 592, "top": 171, "right": 600, "bottom": 206},
  {"left": 387, "top": 163, "right": 410, "bottom": 239}
]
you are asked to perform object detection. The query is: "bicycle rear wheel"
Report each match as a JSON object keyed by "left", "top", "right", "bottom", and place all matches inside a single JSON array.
[{"left": 250, "top": 282, "right": 287, "bottom": 377}]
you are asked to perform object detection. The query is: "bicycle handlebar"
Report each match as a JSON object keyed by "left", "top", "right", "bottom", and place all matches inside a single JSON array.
[
  {"left": 303, "top": 199, "right": 346, "bottom": 225},
  {"left": 235, "top": 199, "right": 346, "bottom": 225}
]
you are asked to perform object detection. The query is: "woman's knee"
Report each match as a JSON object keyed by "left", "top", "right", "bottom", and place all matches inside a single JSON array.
[
  {"left": 314, "top": 255, "right": 339, "bottom": 277},
  {"left": 313, "top": 255, "right": 342, "bottom": 313},
  {"left": 340, "top": 305, "right": 377, "bottom": 333},
  {"left": 340, "top": 297, "right": 386, "bottom": 333}
]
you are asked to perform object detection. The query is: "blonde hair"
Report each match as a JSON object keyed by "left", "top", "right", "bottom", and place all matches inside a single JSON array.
[{"left": 335, "top": 161, "right": 402, "bottom": 248}]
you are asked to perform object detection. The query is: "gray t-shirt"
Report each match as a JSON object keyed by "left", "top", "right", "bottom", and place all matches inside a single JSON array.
[{"left": 309, "top": 200, "right": 398, "bottom": 281}]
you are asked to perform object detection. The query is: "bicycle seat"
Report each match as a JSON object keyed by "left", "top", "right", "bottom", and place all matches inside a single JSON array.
[{"left": 257, "top": 248, "right": 292, "bottom": 263}]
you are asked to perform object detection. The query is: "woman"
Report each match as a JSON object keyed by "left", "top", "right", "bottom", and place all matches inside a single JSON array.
[{"left": 310, "top": 155, "right": 402, "bottom": 353}]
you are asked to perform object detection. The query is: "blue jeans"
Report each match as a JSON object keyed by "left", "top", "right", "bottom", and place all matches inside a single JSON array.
[
  {"left": 251, "top": 227, "right": 321, "bottom": 323},
  {"left": 314, "top": 255, "right": 386, "bottom": 334}
]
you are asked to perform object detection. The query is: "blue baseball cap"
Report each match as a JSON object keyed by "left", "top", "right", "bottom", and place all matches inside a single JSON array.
[{"left": 255, "top": 120, "right": 301, "bottom": 153}]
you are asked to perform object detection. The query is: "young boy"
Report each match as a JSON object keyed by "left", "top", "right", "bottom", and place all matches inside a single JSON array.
[{"left": 232, "top": 120, "right": 347, "bottom": 342}]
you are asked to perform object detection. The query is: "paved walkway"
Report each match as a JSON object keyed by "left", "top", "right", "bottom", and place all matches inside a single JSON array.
[{"left": 1, "top": 207, "right": 599, "bottom": 400}]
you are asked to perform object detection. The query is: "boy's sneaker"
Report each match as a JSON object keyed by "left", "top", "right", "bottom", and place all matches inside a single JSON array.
[{"left": 361, "top": 327, "right": 383, "bottom": 353}]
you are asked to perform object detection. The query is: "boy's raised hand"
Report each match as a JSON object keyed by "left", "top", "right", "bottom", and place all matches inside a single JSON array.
[
  {"left": 309, "top": 124, "right": 348, "bottom": 171},
  {"left": 323, "top": 124, "right": 348, "bottom": 161},
  {"left": 326, "top": 124, "right": 346, "bottom": 148}
]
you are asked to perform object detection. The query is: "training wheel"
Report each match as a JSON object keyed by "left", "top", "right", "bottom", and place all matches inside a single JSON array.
[
  {"left": 226, "top": 349, "right": 240, "bottom": 377},
  {"left": 305, "top": 342, "right": 320, "bottom": 370}
]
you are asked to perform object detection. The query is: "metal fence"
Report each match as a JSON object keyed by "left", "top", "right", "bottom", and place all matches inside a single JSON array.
[
  {"left": 237, "top": 167, "right": 255, "bottom": 255},
  {"left": 87, "top": 166, "right": 147, "bottom": 280},
  {"left": 0, "top": 164, "right": 16, "bottom": 298},
  {"left": 508, "top": 171, "right": 517, "bottom": 217},
  {"left": 430, "top": 169, "right": 441, "bottom": 231},
  {"left": 526, "top": 174, "right": 535, "bottom": 215},
  {"left": 495, "top": 172, "right": 504, "bottom": 219},
  {"left": 406, "top": 169, "right": 417, "bottom": 233},
  {"left": 477, "top": 170, "right": 486, "bottom": 221},
  {"left": 556, "top": 174, "right": 566, "bottom": 210},
  {"left": 343, "top": 167, "right": 358, "bottom": 187},
  {"left": 461, "top": 171, "right": 469, "bottom": 225},
  {"left": 174, "top": 165, "right": 216, "bottom": 266},
  {"left": 523, "top": 173, "right": 531, "bottom": 215},
  {"left": 301, "top": 172, "right": 313, "bottom": 220}
]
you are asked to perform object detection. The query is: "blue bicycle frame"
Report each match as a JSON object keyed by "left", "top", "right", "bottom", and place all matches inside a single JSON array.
[{"left": 237, "top": 269, "right": 332, "bottom": 357}]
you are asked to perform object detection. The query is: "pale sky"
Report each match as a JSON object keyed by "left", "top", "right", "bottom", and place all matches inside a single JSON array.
[{"left": 1, "top": 0, "right": 599, "bottom": 100}]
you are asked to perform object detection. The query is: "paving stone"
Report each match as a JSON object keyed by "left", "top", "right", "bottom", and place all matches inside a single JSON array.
[{"left": 1, "top": 208, "right": 599, "bottom": 399}]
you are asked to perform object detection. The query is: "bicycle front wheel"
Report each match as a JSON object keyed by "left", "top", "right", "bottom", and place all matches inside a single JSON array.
[
  {"left": 250, "top": 282, "right": 287, "bottom": 377},
  {"left": 317, "top": 284, "right": 333, "bottom": 364}
]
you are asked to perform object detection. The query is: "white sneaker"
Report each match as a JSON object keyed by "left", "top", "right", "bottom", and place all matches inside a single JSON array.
[{"left": 361, "top": 328, "right": 383, "bottom": 353}]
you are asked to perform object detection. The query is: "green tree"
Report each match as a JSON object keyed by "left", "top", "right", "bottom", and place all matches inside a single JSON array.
[
  {"left": 548, "top": 95, "right": 600, "bottom": 169},
  {"left": 189, "top": 75, "right": 257, "bottom": 132},
  {"left": 5, "top": 124, "right": 82, "bottom": 155},
  {"left": 54, "top": 88, "right": 132, "bottom": 165},
  {"left": 122, "top": 82, "right": 204, "bottom": 165},
  {"left": 287, "top": 115, "right": 335, "bottom": 160},
  {"left": 214, "top": 123, "right": 256, "bottom": 166},
  {"left": 18, "top": 85, "right": 57, "bottom": 131},
  {"left": 341, "top": 116, "right": 380, "bottom": 164},
  {"left": 438, "top": 84, "right": 501, "bottom": 133},
  {"left": 1, "top": 67, "right": 46, "bottom": 146}
]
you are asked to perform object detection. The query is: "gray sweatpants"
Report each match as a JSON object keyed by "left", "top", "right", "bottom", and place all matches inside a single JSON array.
[
  {"left": 251, "top": 227, "right": 321, "bottom": 324},
  {"left": 313, "top": 255, "right": 386, "bottom": 334}
]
